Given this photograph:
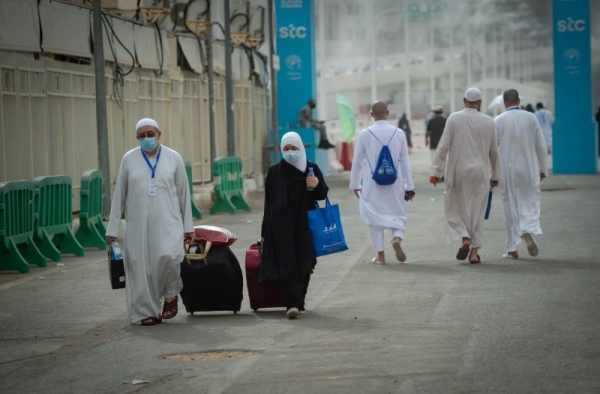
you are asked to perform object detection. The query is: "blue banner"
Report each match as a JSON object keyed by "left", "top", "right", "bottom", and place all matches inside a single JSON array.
[
  {"left": 275, "top": 0, "right": 316, "bottom": 129},
  {"left": 552, "top": 0, "right": 596, "bottom": 173}
]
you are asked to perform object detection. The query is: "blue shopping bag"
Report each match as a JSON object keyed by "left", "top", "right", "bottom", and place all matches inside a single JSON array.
[{"left": 307, "top": 197, "right": 349, "bottom": 257}]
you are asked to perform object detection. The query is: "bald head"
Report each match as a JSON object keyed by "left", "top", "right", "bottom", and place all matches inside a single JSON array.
[
  {"left": 503, "top": 89, "right": 520, "bottom": 106},
  {"left": 371, "top": 101, "right": 389, "bottom": 120}
]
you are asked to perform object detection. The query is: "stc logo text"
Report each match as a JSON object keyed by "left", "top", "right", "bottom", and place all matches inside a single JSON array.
[
  {"left": 279, "top": 24, "right": 307, "bottom": 39},
  {"left": 557, "top": 18, "right": 585, "bottom": 32}
]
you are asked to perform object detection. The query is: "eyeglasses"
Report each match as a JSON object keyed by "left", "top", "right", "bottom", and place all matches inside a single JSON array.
[{"left": 136, "top": 131, "right": 158, "bottom": 139}]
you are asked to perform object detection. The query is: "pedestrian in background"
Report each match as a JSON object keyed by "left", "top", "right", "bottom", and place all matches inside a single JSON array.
[
  {"left": 426, "top": 105, "right": 447, "bottom": 164},
  {"left": 106, "top": 118, "right": 194, "bottom": 326},
  {"left": 595, "top": 106, "right": 600, "bottom": 157},
  {"left": 535, "top": 102, "right": 554, "bottom": 154},
  {"left": 260, "top": 132, "right": 328, "bottom": 319},
  {"left": 398, "top": 113, "right": 413, "bottom": 153},
  {"left": 298, "top": 98, "right": 335, "bottom": 149},
  {"left": 350, "top": 101, "right": 415, "bottom": 264},
  {"left": 494, "top": 89, "right": 548, "bottom": 259},
  {"left": 429, "top": 88, "right": 500, "bottom": 264}
]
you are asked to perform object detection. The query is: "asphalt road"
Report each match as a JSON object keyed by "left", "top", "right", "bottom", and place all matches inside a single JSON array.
[{"left": 1, "top": 143, "right": 599, "bottom": 394}]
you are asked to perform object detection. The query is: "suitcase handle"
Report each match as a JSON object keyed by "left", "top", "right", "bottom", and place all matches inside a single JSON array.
[{"left": 184, "top": 238, "right": 213, "bottom": 264}]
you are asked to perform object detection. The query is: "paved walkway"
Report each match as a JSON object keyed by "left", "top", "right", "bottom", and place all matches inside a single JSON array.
[{"left": 1, "top": 141, "right": 599, "bottom": 393}]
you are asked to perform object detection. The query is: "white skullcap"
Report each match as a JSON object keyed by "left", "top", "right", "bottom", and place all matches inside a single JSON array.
[
  {"left": 136, "top": 118, "right": 159, "bottom": 131},
  {"left": 464, "top": 87, "right": 482, "bottom": 102}
]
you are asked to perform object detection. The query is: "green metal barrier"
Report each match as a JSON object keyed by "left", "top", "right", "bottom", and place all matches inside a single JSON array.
[
  {"left": 0, "top": 181, "right": 47, "bottom": 273},
  {"left": 75, "top": 170, "right": 107, "bottom": 250},
  {"left": 209, "top": 157, "right": 251, "bottom": 215},
  {"left": 33, "top": 176, "right": 84, "bottom": 261},
  {"left": 184, "top": 160, "right": 203, "bottom": 219}
]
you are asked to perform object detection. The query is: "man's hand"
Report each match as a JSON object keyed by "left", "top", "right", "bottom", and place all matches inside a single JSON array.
[
  {"left": 404, "top": 190, "right": 416, "bottom": 201},
  {"left": 106, "top": 236, "right": 118, "bottom": 244},
  {"left": 490, "top": 180, "right": 499, "bottom": 188},
  {"left": 429, "top": 176, "right": 439, "bottom": 186},
  {"left": 353, "top": 188, "right": 362, "bottom": 198},
  {"left": 540, "top": 173, "right": 546, "bottom": 181},
  {"left": 184, "top": 232, "right": 195, "bottom": 245}
]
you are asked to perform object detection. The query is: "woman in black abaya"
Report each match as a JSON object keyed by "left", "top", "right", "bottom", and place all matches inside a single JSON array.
[{"left": 260, "top": 132, "right": 328, "bottom": 319}]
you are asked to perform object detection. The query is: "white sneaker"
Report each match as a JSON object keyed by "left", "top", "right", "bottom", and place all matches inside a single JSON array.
[
  {"left": 393, "top": 241, "right": 406, "bottom": 262},
  {"left": 522, "top": 233, "right": 539, "bottom": 257},
  {"left": 286, "top": 307, "right": 299, "bottom": 319},
  {"left": 371, "top": 257, "right": 386, "bottom": 265}
]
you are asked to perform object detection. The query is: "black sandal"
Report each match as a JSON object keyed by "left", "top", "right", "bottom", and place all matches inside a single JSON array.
[
  {"left": 162, "top": 296, "right": 178, "bottom": 320},
  {"left": 141, "top": 317, "right": 162, "bottom": 326}
]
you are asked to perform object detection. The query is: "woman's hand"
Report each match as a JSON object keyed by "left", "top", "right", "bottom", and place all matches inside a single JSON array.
[{"left": 306, "top": 176, "right": 319, "bottom": 189}]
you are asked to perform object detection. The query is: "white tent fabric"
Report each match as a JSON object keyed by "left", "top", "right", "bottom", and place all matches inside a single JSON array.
[
  {"left": 0, "top": 0, "right": 40, "bottom": 52},
  {"left": 39, "top": 0, "right": 92, "bottom": 59},
  {"left": 212, "top": 42, "right": 226, "bottom": 74},
  {"left": 106, "top": 16, "right": 136, "bottom": 66},
  {"left": 488, "top": 94, "right": 505, "bottom": 111},
  {"left": 474, "top": 78, "right": 549, "bottom": 112},
  {"left": 133, "top": 24, "right": 171, "bottom": 71},
  {"left": 178, "top": 36, "right": 204, "bottom": 74}
]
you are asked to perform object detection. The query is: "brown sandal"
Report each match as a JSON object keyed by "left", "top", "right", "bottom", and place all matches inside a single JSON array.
[{"left": 162, "top": 296, "right": 178, "bottom": 320}]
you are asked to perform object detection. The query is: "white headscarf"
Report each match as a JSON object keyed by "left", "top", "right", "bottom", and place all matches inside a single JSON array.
[
  {"left": 280, "top": 131, "right": 307, "bottom": 172},
  {"left": 136, "top": 118, "right": 159, "bottom": 131}
]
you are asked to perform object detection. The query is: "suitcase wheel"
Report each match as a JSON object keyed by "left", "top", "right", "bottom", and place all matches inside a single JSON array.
[
  {"left": 250, "top": 302, "right": 258, "bottom": 312},
  {"left": 189, "top": 311, "right": 194, "bottom": 316},
  {"left": 233, "top": 310, "right": 237, "bottom": 315}
]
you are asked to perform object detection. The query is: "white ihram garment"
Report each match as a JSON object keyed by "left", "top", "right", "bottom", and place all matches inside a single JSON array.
[
  {"left": 494, "top": 108, "right": 548, "bottom": 253},
  {"left": 534, "top": 108, "right": 554, "bottom": 152},
  {"left": 106, "top": 145, "right": 194, "bottom": 324},
  {"left": 349, "top": 120, "right": 415, "bottom": 251},
  {"left": 430, "top": 108, "right": 500, "bottom": 249}
]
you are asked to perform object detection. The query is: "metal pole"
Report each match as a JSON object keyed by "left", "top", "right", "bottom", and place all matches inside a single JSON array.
[
  {"left": 224, "top": 0, "right": 235, "bottom": 157},
  {"left": 403, "top": 1, "right": 410, "bottom": 120},
  {"left": 206, "top": 20, "right": 217, "bottom": 166},
  {"left": 449, "top": 6, "right": 455, "bottom": 113},
  {"left": 466, "top": 26, "right": 472, "bottom": 86},
  {"left": 370, "top": 4, "right": 376, "bottom": 104},
  {"left": 317, "top": 0, "right": 327, "bottom": 119},
  {"left": 429, "top": 8, "right": 434, "bottom": 109},
  {"left": 268, "top": 0, "right": 279, "bottom": 158},
  {"left": 92, "top": 0, "right": 111, "bottom": 218}
]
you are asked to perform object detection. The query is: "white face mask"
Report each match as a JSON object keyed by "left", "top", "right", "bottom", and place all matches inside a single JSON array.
[{"left": 282, "top": 151, "right": 301, "bottom": 163}]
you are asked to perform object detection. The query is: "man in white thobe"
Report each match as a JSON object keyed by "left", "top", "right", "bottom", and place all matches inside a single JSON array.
[
  {"left": 535, "top": 102, "right": 554, "bottom": 154},
  {"left": 430, "top": 88, "right": 500, "bottom": 264},
  {"left": 350, "top": 101, "right": 415, "bottom": 264},
  {"left": 495, "top": 89, "right": 548, "bottom": 259},
  {"left": 106, "top": 118, "right": 194, "bottom": 325}
]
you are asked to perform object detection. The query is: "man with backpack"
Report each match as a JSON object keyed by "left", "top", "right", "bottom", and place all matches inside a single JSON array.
[{"left": 349, "top": 101, "right": 416, "bottom": 264}]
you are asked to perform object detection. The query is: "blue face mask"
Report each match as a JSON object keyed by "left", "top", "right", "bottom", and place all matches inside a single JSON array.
[
  {"left": 282, "top": 151, "right": 301, "bottom": 163},
  {"left": 139, "top": 137, "right": 158, "bottom": 152}
]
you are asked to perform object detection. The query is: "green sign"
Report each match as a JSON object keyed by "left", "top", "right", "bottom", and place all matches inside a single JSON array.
[{"left": 398, "top": 2, "right": 448, "bottom": 19}]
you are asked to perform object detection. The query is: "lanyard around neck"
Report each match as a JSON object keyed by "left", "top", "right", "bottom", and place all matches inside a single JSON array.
[
  {"left": 507, "top": 106, "right": 520, "bottom": 111},
  {"left": 141, "top": 146, "right": 161, "bottom": 179}
]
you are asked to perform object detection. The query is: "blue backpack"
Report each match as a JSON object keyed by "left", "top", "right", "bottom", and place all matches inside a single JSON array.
[{"left": 367, "top": 128, "right": 398, "bottom": 186}]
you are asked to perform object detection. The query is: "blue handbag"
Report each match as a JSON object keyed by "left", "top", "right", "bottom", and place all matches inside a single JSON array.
[{"left": 307, "top": 197, "right": 349, "bottom": 257}]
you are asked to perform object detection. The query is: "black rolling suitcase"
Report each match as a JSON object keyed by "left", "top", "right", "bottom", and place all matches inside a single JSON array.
[{"left": 179, "top": 244, "right": 243, "bottom": 315}]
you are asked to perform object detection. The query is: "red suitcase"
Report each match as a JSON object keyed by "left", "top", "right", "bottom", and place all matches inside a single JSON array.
[{"left": 245, "top": 241, "right": 286, "bottom": 311}]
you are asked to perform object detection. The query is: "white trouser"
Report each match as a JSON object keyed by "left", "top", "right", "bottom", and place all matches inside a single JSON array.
[{"left": 368, "top": 225, "right": 404, "bottom": 253}]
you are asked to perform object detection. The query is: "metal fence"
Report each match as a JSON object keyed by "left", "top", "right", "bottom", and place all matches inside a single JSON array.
[{"left": 0, "top": 52, "right": 271, "bottom": 211}]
